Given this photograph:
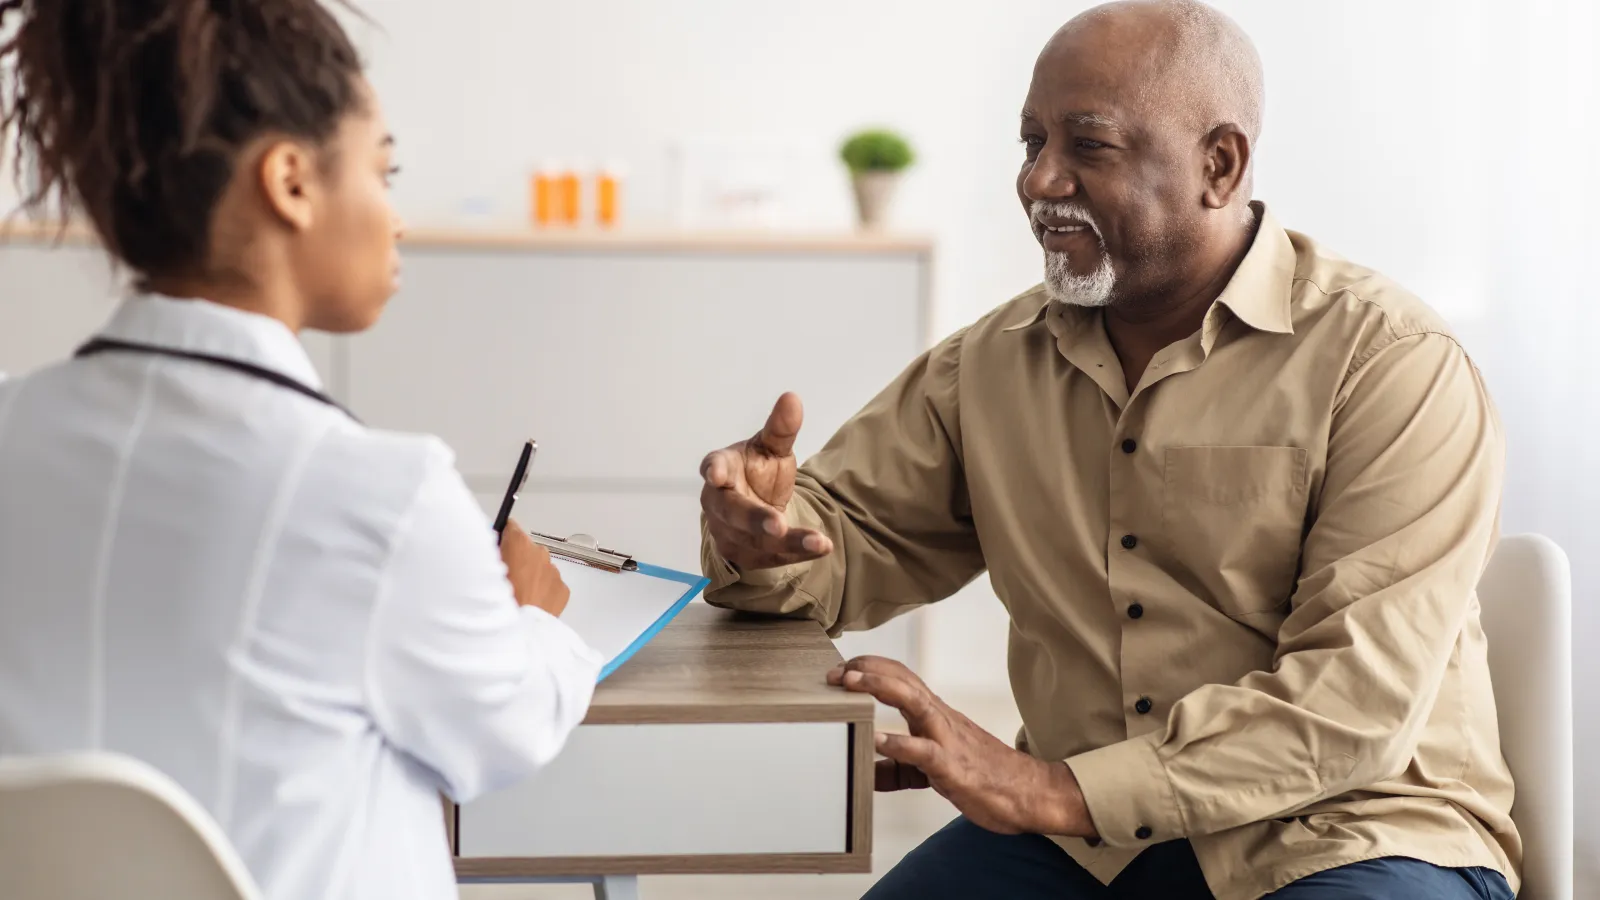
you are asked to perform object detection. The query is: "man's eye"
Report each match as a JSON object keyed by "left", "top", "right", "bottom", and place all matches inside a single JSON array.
[{"left": 1076, "top": 138, "right": 1108, "bottom": 151}]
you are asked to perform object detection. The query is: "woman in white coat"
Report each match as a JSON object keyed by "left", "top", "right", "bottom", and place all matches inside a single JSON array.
[{"left": 0, "top": 1, "right": 601, "bottom": 897}]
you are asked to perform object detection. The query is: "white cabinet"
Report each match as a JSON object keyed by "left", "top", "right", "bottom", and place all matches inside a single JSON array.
[{"left": 347, "top": 246, "right": 927, "bottom": 482}]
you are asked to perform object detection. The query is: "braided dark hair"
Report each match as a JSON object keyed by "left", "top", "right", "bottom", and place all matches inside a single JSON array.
[{"left": 0, "top": 0, "right": 365, "bottom": 278}]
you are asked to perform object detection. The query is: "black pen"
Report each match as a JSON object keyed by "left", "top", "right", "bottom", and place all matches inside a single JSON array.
[{"left": 492, "top": 439, "right": 537, "bottom": 544}]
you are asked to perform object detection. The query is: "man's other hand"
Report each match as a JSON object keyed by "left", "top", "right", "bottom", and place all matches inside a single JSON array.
[{"left": 829, "top": 656, "right": 1097, "bottom": 838}]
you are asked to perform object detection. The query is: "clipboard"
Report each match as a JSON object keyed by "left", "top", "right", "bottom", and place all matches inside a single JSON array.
[{"left": 532, "top": 531, "right": 709, "bottom": 682}]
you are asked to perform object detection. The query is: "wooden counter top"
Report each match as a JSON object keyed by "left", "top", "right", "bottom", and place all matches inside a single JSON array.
[
  {"left": 1, "top": 219, "right": 933, "bottom": 255},
  {"left": 586, "top": 603, "right": 874, "bottom": 726}
]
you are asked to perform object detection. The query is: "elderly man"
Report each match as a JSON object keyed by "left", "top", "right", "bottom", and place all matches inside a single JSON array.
[{"left": 698, "top": 2, "right": 1519, "bottom": 899}]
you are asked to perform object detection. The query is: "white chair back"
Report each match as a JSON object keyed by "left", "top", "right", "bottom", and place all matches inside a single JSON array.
[
  {"left": 1477, "top": 533, "right": 1574, "bottom": 900},
  {"left": 0, "top": 751, "right": 261, "bottom": 900}
]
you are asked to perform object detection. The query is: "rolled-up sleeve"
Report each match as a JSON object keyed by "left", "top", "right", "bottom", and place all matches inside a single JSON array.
[
  {"left": 364, "top": 447, "right": 603, "bottom": 803},
  {"left": 1067, "top": 331, "right": 1504, "bottom": 845}
]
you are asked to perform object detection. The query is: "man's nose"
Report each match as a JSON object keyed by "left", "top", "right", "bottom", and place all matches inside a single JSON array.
[{"left": 1023, "top": 147, "right": 1079, "bottom": 202}]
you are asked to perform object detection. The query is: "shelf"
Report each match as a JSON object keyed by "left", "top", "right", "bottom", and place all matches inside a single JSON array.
[{"left": 0, "top": 219, "right": 933, "bottom": 256}]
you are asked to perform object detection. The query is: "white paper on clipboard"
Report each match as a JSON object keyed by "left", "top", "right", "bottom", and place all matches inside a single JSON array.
[{"left": 551, "top": 557, "right": 707, "bottom": 681}]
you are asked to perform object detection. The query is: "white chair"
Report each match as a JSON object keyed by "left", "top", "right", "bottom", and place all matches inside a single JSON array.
[
  {"left": 1477, "top": 533, "right": 1574, "bottom": 900},
  {"left": 0, "top": 751, "right": 261, "bottom": 900}
]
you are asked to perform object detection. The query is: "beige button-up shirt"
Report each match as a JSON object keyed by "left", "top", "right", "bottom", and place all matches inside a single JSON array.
[{"left": 702, "top": 206, "right": 1518, "bottom": 899}]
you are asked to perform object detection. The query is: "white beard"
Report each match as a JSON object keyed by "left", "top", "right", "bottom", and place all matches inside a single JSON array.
[
  {"left": 1044, "top": 249, "right": 1116, "bottom": 308},
  {"left": 1033, "top": 200, "right": 1116, "bottom": 308}
]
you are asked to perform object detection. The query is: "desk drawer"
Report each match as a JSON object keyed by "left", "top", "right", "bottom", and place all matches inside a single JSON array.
[{"left": 457, "top": 722, "right": 850, "bottom": 858}]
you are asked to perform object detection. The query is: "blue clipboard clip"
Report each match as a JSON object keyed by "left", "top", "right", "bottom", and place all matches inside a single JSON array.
[{"left": 527, "top": 530, "right": 638, "bottom": 573}]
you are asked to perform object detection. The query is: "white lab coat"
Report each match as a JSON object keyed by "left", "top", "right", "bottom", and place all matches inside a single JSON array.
[{"left": 0, "top": 295, "right": 602, "bottom": 899}]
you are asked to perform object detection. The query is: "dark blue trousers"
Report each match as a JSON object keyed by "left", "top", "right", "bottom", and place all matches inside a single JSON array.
[{"left": 863, "top": 818, "right": 1514, "bottom": 900}]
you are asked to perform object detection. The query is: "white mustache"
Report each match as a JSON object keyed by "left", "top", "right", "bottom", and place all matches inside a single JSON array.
[{"left": 1030, "top": 200, "right": 1104, "bottom": 241}]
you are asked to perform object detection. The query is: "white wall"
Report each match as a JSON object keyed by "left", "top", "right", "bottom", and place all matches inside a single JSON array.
[
  {"left": 347, "top": 0, "right": 1598, "bottom": 869},
  {"left": 355, "top": 0, "right": 1505, "bottom": 328}
]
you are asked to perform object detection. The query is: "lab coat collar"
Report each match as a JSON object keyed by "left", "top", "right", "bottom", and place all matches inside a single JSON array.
[{"left": 96, "top": 295, "right": 325, "bottom": 391}]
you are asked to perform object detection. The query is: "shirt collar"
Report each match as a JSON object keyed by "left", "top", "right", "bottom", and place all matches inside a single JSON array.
[
  {"left": 1213, "top": 203, "right": 1295, "bottom": 335},
  {"left": 96, "top": 294, "right": 325, "bottom": 390},
  {"left": 1001, "top": 297, "right": 1051, "bottom": 333},
  {"left": 1003, "top": 202, "right": 1296, "bottom": 337}
]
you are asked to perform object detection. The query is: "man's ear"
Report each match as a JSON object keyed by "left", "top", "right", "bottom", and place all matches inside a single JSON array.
[
  {"left": 1200, "top": 124, "right": 1252, "bottom": 211},
  {"left": 257, "top": 140, "right": 319, "bottom": 232}
]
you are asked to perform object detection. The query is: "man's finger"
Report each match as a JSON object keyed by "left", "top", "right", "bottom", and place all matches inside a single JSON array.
[
  {"left": 697, "top": 474, "right": 777, "bottom": 528},
  {"left": 828, "top": 656, "right": 907, "bottom": 685},
  {"left": 703, "top": 481, "right": 784, "bottom": 537},
  {"left": 835, "top": 655, "right": 916, "bottom": 681},
  {"left": 876, "top": 732, "right": 941, "bottom": 774},
  {"left": 703, "top": 488, "right": 831, "bottom": 563},
  {"left": 832, "top": 650, "right": 896, "bottom": 679},
  {"left": 875, "top": 758, "right": 931, "bottom": 792},
  {"left": 706, "top": 519, "right": 830, "bottom": 572},
  {"left": 701, "top": 482, "right": 752, "bottom": 533},
  {"left": 699, "top": 448, "right": 741, "bottom": 488},
  {"left": 706, "top": 526, "right": 784, "bottom": 569},
  {"left": 837, "top": 671, "right": 939, "bottom": 725},
  {"left": 783, "top": 527, "right": 831, "bottom": 558},
  {"left": 753, "top": 392, "right": 804, "bottom": 458}
]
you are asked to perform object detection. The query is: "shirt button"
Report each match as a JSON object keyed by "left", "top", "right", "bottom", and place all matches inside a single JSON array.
[
  {"left": 1085, "top": 836, "right": 1102, "bottom": 848},
  {"left": 1121, "top": 438, "right": 1138, "bottom": 454},
  {"left": 1127, "top": 603, "right": 1144, "bottom": 619},
  {"left": 1134, "top": 697, "right": 1153, "bottom": 715},
  {"left": 1120, "top": 534, "right": 1138, "bottom": 550},
  {"left": 1135, "top": 825, "right": 1153, "bottom": 840}
]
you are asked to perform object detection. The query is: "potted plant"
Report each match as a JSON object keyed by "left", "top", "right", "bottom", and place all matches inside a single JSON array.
[{"left": 839, "top": 128, "right": 914, "bottom": 230}]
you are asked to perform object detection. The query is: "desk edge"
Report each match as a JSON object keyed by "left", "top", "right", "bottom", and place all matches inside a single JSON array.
[
  {"left": 455, "top": 849, "right": 873, "bottom": 878},
  {"left": 582, "top": 701, "right": 874, "bottom": 726}
]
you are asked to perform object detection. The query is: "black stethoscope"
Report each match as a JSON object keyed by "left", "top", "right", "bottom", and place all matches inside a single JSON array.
[{"left": 74, "top": 337, "right": 360, "bottom": 422}]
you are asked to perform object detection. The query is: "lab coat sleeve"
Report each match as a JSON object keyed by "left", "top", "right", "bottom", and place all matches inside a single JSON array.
[{"left": 363, "top": 446, "right": 602, "bottom": 802}]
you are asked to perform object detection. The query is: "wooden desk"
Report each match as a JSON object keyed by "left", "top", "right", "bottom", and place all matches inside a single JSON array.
[{"left": 449, "top": 604, "right": 876, "bottom": 881}]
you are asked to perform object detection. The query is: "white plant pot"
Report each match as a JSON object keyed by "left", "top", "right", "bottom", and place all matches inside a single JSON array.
[{"left": 851, "top": 171, "right": 901, "bottom": 230}]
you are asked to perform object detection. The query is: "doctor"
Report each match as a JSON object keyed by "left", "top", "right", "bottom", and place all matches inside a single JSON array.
[{"left": 0, "top": 1, "right": 601, "bottom": 899}]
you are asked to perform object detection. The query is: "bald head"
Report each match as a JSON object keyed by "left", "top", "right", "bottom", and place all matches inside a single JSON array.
[{"left": 1054, "top": 1, "right": 1263, "bottom": 147}]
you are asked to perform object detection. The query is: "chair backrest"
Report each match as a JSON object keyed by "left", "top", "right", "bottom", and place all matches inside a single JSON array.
[
  {"left": 0, "top": 751, "right": 261, "bottom": 900},
  {"left": 1477, "top": 533, "right": 1574, "bottom": 900}
]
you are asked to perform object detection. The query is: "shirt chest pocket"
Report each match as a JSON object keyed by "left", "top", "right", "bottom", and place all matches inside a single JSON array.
[{"left": 1161, "top": 446, "right": 1310, "bottom": 618}]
